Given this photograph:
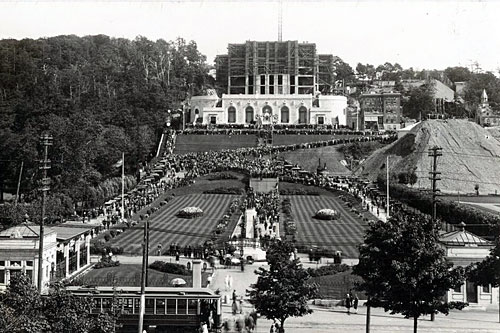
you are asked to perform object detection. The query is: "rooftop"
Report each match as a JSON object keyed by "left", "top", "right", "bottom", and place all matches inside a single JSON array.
[
  {"left": 0, "top": 224, "right": 55, "bottom": 239},
  {"left": 439, "top": 228, "right": 491, "bottom": 247}
]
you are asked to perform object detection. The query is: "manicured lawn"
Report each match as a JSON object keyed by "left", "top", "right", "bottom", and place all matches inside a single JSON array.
[
  {"left": 278, "top": 145, "right": 350, "bottom": 175},
  {"left": 288, "top": 195, "right": 368, "bottom": 258},
  {"left": 174, "top": 134, "right": 256, "bottom": 154},
  {"left": 310, "top": 269, "right": 364, "bottom": 299},
  {"left": 112, "top": 194, "right": 239, "bottom": 254}
]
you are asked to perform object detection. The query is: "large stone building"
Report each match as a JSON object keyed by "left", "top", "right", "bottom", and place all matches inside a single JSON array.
[
  {"left": 359, "top": 91, "right": 402, "bottom": 131},
  {"left": 189, "top": 41, "right": 347, "bottom": 126}
]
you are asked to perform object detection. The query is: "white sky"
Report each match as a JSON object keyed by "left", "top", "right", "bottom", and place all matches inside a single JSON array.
[{"left": 1, "top": 1, "right": 499, "bottom": 72}]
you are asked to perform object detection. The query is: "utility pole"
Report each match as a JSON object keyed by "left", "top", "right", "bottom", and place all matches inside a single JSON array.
[
  {"left": 14, "top": 161, "right": 24, "bottom": 207},
  {"left": 428, "top": 145, "right": 442, "bottom": 322},
  {"left": 138, "top": 218, "right": 149, "bottom": 333},
  {"left": 386, "top": 155, "right": 390, "bottom": 219},
  {"left": 38, "top": 133, "right": 52, "bottom": 292}
]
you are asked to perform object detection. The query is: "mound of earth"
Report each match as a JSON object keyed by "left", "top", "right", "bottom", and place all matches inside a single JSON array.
[{"left": 356, "top": 119, "right": 500, "bottom": 194}]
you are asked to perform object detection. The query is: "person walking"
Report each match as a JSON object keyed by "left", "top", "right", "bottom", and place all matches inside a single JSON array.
[
  {"left": 345, "top": 292, "right": 352, "bottom": 315},
  {"left": 353, "top": 293, "right": 359, "bottom": 314}
]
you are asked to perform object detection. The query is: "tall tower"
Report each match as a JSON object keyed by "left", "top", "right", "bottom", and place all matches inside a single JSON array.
[{"left": 481, "top": 89, "right": 488, "bottom": 106}]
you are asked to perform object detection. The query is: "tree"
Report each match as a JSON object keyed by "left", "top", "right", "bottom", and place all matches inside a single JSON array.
[
  {"left": 248, "top": 239, "right": 317, "bottom": 333},
  {"left": 353, "top": 210, "right": 467, "bottom": 333},
  {"left": 444, "top": 66, "right": 472, "bottom": 83},
  {"left": 0, "top": 274, "right": 48, "bottom": 332},
  {"left": 333, "top": 57, "right": 354, "bottom": 83},
  {"left": 402, "top": 82, "right": 436, "bottom": 119},
  {"left": 468, "top": 239, "right": 500, "bottom": 322},
  {"left": 0, "top": 275, "right": 119, "bottom": 332}
]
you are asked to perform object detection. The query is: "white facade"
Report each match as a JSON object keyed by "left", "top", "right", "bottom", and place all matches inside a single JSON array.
[
  {"left": 190, "top": 94, "right": 347, "bottom": 126},
  {"left": 440, "top": 229, "right": 498, "bottom": 307},
  {"left": 0, "top": 226, "right": 57, "bottom": 293}
]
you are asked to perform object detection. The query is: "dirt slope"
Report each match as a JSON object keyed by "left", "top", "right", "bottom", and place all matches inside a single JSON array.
[{"left": 356, "top": 119, "right": 500, "bottom": 194}]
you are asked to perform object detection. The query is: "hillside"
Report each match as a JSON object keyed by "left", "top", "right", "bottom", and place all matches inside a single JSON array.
[{"left": 356, "top": 119, "right": 500, "bottom": 194}]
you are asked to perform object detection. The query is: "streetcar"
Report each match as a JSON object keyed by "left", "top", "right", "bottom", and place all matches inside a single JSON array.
[{"left": 66, "top": 286, "right": 222, "bottom": 333}]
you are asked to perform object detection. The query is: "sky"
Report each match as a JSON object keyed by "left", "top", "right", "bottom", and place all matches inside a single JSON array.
[{"left": 1, "top": 1, "right": 500, "bottom": 73}]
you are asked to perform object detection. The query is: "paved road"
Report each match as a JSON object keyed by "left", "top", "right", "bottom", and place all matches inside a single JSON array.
[{"left": 210, "top": 262, "right": 500, "bottom": 333}]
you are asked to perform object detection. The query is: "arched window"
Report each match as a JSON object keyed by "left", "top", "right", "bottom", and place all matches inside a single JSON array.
[
  {"left": 262, "top": 105, "right": 272, "bottom": 115},
  {"left": 245, "top": 106, "right": 254, "bottom": 123},
  {"left": 194, "top": 108, "right": 199, "bottom": 115},
  {"left": 228, "top": 106, "right": 236, "bottom": 123},
  {"left": 298, "top": 106, "right": 308, "bottom": 124},
  {"left": 281, "top": 106, "right": 289, "bottom": 123}
]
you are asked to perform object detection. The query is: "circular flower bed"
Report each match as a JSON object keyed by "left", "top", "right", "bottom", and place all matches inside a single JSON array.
[
  {"left": 314, "top": 208, "right": 339, "bottom": 220},
  {"left": 177, "top": 206, "right": 204, "bottom": 219}
]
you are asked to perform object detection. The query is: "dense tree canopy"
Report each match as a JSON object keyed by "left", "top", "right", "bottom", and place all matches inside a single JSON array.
[
  {"left": 353, "top": 210, "right": 467, "bottom": 333},
  {"left": 0, "top": 274, "right": 119, "bottom": 332},
  {"left": 0, "top": 35, "right": 211, "bottom": 220},
  {"left": 402, "top": 82, "right": 436, "bottom": 119},
  {"left": 248, "top": 239, "right": 317, "bottom": 332}
]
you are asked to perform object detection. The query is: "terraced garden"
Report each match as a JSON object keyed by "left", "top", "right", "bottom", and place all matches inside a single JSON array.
[
  {"left": 287, "top": 195, "right": 369, "bottom": 258},
  {"left": 111, "top": 193, "right": 240, "bottom": 254}
]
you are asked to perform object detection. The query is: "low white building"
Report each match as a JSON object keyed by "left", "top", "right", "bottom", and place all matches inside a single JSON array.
[
  {"left": 190, "top": 93, "right": 347, "bottom": 126},
  {"left": 440, "top": 226, "right": 498, "bottom": 307},
  {"left": 0, "top": 223, "right": 96, "bottom": 293}
]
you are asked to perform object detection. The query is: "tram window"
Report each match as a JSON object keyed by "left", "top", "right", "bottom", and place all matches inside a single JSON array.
[
  {"left": 145, "top": 298, "right": 155, "bottom": 314},
  {"left": 156, "top": 298, "right": 166, "bottom": 315},
  {"left": 177, "top": 299, "right": 187, "bottom": 315},
  {"left": 134, "top": 298, "right": 140, "bottom": 314},
  {"left": 123, "top": 298, "right": 134, "bottom": 314},
  {"left": 102, "top": 298, "right": 112, "bottom": 310},
  {"left": 188, "top": 299, "right": 198, "bottom": 315},
  {"left": 166, "top": 299, "right": 176, "bottom": 315},
  {"left": 92, "top": 298, "right": 102, "bottom": 313}
]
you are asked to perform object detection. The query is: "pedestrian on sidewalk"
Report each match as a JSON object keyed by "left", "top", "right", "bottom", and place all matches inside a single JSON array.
[
  {"left": 353, "top": 293, "right": 359, "bottom": 314},
  {"left": 345, "top": 292, "right": 352, "bottom": 315},
  {"left": 157, "top": 243, "right": 162, "bottom": 256}
]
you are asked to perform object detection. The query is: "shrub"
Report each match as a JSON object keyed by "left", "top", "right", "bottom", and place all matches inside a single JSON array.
[
  {"left": 149, "top": 261, "right": 189, "bottom": 275},
  {"left": 103, "top": 232, "right": 111, "bottom": 242},
  {"left": 203, "top": 187, "right": 243, "bottom": 195},
  {"left": 94, "top": 255, "right": 120, "bottom": 269},
  {"left": 307, "top": 264, "right": 350, "bottom": 277},
  {"left": 90, "top": 240, "right": 106, "bottom": 255},
  {"left": 176, "top": 206, "right": 204, "bottom": 219},
  {"left": 314, "top": 209, "right": 339, "bottom": 220}
]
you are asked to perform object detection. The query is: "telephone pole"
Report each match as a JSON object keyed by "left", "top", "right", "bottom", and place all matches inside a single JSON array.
[
  {"left": 428, "top": 146, "right": 442, "bottom": 223},
  {"left": 138, "top": 218, "right": 149, "bottom": 333},
  {"left": 38, "top": 133, "right": 52, "bottom": 292},
  {"left": 428, "top": 145, "right": 442, "bottom": 322}
]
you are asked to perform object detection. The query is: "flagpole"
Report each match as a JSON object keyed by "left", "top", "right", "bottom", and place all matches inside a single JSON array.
[{"left": 121, "top": 152, "right": 125, "bottom": 221}]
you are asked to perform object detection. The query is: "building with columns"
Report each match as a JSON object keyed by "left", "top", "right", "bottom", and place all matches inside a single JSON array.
[
  {"left": 189, "top": 40, "right": 347, "bottom": 126},
  {"left": 0, "top": 223, "right": 95, "bottom": 293},
  {"left": 440, "top": 226, "right": 498, "bottom": 307}
]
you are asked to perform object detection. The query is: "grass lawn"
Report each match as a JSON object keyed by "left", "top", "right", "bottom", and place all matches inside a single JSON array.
[
  {"left": 175, "top": 134, "right": 256, "bottom": 154},
  {"left": 131, "top": 174, "right": 247, "bottom": 221},
  {"left": 278, "top": 145, "right": 350, "bottom": 175},
  {"left": 310, "top": 269, "right": 364, "bottom": 299},
  {"left": 112, "top": 193, "right": 239, "bottom": 254},
  {"left": 287, "top": 194, "right": 369, "bottom": 258},
  {"left": 72, "top": 264, "right": 210, "bottom": 287}
]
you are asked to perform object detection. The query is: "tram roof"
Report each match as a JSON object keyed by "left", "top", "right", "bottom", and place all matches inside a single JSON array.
[{"left": 66, "top": 286, "right": 220, "bottom": 298}]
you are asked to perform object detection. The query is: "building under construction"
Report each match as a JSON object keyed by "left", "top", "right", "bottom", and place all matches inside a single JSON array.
[
  {"left": 190, "top": 40, "right": 346, "bottom": 126},
  {"left": 215, "top": 41, "right": 336, "bottom": 95}
]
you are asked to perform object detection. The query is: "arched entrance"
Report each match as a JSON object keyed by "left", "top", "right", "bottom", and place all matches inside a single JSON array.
[
  {"left": 281, "top": 106, "right": 290, "bottom": 123},
  {"left": 227, "top": 106, "right": 236, "bottom": 123},
  {"left": 261, "top": 105, "right": 273, "bottom": 124},
  {"left": 298, "top": 106, "right": 308, "bottom": 124},
  {"left": 245, "top": 106, "right": 254, "bottom": 123}
]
